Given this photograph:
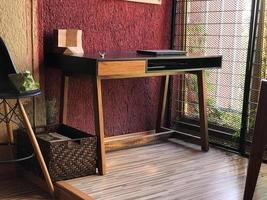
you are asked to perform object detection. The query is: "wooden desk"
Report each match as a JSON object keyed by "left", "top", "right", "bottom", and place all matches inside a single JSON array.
[{"left": 47, "top": 51, "right": 222, "bottom": 175}]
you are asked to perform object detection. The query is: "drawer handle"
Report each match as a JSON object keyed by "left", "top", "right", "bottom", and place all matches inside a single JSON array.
[
  {"left": 149, "top": 66, "right": 166, "bottom": 69},
  {"left": 177, "top": 62, "right": 188, "bottom": 65}
]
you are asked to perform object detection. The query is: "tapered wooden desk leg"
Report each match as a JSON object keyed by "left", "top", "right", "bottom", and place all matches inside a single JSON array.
[
  {"left": 18, "top": 100, "right": 54, "bottom": 196},
  {"left": 93, "top": 77, "right": 106, "bottom": 175},
  {"left": 156, "top": 75, "right": 170, "bottom": 132},
  {"left": 197, "top": 70, "right": 209, "bottom": 151},
  {"left": 3, "top": 100, "right": 14, "bottom": 143},
  {"left": 60, "top": 74, "right": 69, "bottom": 124}
]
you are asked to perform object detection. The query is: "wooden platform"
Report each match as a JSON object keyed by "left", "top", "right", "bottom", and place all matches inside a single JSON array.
[{"left": 66, "top": 141, "right": 267, "bottom": 200}]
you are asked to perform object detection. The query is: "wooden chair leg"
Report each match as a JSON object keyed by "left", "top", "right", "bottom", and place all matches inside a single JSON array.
[
  {"left": 3, "top": 100, "right": 14, "bottom": 143},
  {"left": 243, "top": 143, "right": 265, "bottom": 200},
  {"left": 17, "top": 99, "right": 54, "bottom": 196},
  {"left": 244, "top": 80, "right": 267, "bottom": 200},
  {"left": 197, "top": 70, "right": 209, "bottom": 151}
]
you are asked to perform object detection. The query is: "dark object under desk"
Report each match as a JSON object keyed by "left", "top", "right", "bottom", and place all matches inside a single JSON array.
[
  {"left": 46, "top": 51, "right": 222, "bottom": 176},
  {"left": 17, "top": 124, "right": 97, "bottom": 182}
]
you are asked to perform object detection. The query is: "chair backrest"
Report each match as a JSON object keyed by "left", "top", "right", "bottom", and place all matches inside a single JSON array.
[
  {"left": 243, "top": 79, "right": 267, "bottom": 200},
  {"left": 0, "top": 37, "right": 17, "bottom": 90}
]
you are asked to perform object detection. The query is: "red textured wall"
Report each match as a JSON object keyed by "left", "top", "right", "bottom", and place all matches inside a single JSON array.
[{"left": 43, "top": 0, "right": 172, "bottom": 136}]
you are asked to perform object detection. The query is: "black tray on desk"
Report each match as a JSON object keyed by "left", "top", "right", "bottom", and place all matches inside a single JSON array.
[{"left": 137, "top": 50, "right": 187, "bottom": 56}]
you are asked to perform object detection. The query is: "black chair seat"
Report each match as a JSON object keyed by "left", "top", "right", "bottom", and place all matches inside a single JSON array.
[{"left": 0, "top": 89, "right": 41, "bottom": 99}]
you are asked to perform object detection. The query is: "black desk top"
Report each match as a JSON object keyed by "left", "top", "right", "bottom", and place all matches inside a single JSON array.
[
  {"left": 48, "top": 50, "right": 222, "bottom": 62},
  {"left": 46, "top": 51, "right": 222, "bottom": 76}
]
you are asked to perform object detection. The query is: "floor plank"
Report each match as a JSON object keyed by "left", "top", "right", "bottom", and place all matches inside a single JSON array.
[{"left": 66, "top": 141, "right": 267, "bottom": 200}]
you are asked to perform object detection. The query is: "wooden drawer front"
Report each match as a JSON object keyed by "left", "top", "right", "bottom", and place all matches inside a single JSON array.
[{"left": 98, "top": 61, "right": 146, "bottom": 76}]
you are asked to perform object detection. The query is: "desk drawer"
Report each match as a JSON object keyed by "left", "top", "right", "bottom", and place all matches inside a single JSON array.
[{"left": 98, "top": 61, "right": 146, "bottom": 76}]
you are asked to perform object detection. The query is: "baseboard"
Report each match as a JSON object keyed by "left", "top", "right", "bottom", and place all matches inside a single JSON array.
[{"left": 105, "top": 130, "right": 173, "bottom": 152}]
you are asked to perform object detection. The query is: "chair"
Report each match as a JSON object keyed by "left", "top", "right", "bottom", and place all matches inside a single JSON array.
[
  {"left": 243, "top": 79, "right": 267, "bottom": 200},
  {"left": 0, "top": 37, "right": 54, "bottom": 195}
]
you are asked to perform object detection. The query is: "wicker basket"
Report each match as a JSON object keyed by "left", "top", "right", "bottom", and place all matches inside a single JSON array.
[{"left": 17, "top": 124, "right": 97, "bottom": 182}]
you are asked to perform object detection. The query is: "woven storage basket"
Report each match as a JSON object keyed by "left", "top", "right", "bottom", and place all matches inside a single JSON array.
[{"left": 17, "top": 124, "right": 97, "bottom": 182}]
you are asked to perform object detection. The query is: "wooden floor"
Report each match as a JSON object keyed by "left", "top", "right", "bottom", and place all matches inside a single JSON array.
[
  {"left": 2, "top": 141, "right": 267, "bottom": 199},
  {"left": 66, "top": 141, "right": 267, "bottom": 200},
  {"left": 0, "top": 146, "right": 51, "bottom": 200},
  {"left": 0, "top": 176, "right": 51, "bottom": 200}
]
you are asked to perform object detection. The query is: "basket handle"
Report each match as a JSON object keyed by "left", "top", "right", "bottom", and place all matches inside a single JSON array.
[
  {"left": 67, "top": 141, "right": 79, "bottom": 149},
  {"left": 66, "top": 138, "right": 88, "bottom": 149}
]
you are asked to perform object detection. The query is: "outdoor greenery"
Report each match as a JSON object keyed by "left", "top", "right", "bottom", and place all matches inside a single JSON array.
[
  {"left": 183, "top": 11, "right": 244, "bottom": 141},
  {"left": 175, "top": 0, "right": 267, "bottom": 150},
  {"left": 183, "top": 73, "right": 242, "bottom": 137}
]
